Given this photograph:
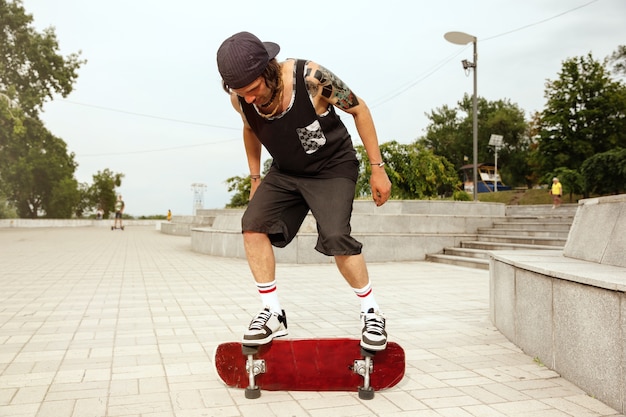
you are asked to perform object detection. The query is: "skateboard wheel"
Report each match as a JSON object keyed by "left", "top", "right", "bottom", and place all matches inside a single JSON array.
[
  {"left": 358, "top": 386, "right": 375, "bottom": 400},
  {"left": 245, "top": 386, "right": 261, "bottom": 399}
]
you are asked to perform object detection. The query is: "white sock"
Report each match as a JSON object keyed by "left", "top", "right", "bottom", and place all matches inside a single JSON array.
[
  {"left": 257, "top": 280, "right": 282, "bottom": 313},
  {"left": 354, "top": 282, "right": 379, "bottom": 313}
]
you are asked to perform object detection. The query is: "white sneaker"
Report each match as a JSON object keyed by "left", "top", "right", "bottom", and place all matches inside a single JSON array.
[
  {"left": 242, "top": 307, "right": 288, "bottom": 345},
  {"left": 360, "top": 308, "right": 387, "bottom": 351}
]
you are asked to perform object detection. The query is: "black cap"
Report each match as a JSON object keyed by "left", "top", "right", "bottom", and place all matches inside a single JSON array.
[{"left": 217, "top": 32, "right": 280, "bottom": 89}]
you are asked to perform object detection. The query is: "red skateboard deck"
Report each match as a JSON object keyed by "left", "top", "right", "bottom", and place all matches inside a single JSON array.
[{"left": 214, "top": 338, "right": 405, "bottom": 393}]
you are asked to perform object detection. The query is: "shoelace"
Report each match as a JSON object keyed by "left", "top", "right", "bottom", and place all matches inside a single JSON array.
[
  {"left": 364, "top": 314, "right": 385, "bottom": 335},
  {"left": 249, "top": 310, "right": 272, "bottom": 330}
]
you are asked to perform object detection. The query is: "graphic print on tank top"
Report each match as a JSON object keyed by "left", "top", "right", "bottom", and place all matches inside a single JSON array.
[{"left": 296, "top": 119, "right": 327, "bottom": 154}]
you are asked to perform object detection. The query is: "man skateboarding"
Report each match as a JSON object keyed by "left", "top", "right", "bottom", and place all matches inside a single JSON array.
[{"left": 216, "top": 32, "right": 392, "bottom": 352}]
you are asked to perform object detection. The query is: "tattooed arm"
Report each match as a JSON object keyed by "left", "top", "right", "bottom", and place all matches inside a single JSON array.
[{"left": 304, "top": 61, "right": 391, "bottom": 206}]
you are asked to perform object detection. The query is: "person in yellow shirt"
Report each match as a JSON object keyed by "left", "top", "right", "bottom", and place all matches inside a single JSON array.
[{"left": 550, "top": 177, "right": 562, "bottom": 209}]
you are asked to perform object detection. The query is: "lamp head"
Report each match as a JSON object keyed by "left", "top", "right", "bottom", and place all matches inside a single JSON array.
[{"left": 444, "top": 31, "right": 476, "bottom": 45}]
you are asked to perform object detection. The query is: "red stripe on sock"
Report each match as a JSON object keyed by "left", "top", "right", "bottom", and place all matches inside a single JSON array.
[
  {"left": 258, "top": 286, "right": 276, "bottom": 294},
  {"left": 356, "top": 288, "right": 372, "bottom": 298}
]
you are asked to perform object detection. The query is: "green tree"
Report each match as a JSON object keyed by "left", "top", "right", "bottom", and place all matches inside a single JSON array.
[
  {"left": 89, "top": 169, "right": 124, "bottom": 218},
  {"left": 421, "top": 104, "right": 464, "bottom": 169},
  {"left": 1, "top": 0, "right": 86, "bottom": 217},
  {"left": 1, "top": 116, "right": 78, "bottom": 218},
  {"left": 609, "top": 45, "right": 626, "bottom": 77},
  {"left": 0, "top": 0, "right": 85, "bottom": 115},
  {"left": 0, "top": 193, "right": 17, "bottom": 218},
  {"left": 356, "top": 141, "right": 459, "bottom": 199},
  {"left": 580, "top": 148, "right": 626, "bottom": 196},
  {"left": 225, "top": 175, "right": 252, "bottom": 208},
  {"left": 421, "top": 95, "right": 530, "bottom": 187},
  {"left": 537, "top": 53, "right": 626, "bottom": 174},
  {"left": 45, "top": 177, "right": 80, "bottom": 218}
]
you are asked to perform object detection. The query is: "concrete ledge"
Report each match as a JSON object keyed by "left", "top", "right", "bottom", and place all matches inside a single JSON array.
[
  {"left": 490, "top": 250, "right": 626, "bottom": 414},
  {"left": 564, "top": 194, "right": 626, "bottom": 267},
  {"left": 490, "top": 195, "right": 626, "bottom": 413}
]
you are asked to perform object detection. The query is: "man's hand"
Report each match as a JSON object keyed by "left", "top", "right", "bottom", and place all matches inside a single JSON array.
[{"left": 370, "top": 168, "right": 391, "bottom": 206}]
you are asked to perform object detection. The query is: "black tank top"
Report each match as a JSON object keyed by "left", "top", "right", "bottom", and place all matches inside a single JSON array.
[{"left": 240, "top": 59, "right": 358, "bottom": 181}]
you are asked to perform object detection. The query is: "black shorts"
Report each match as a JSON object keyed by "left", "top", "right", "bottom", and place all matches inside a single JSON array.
[
  {"left": 242, "top": 170, "right": 363, "bottom": 256},
  {"left": 115, "top": 211, "right": 122, "bottom": 219}
]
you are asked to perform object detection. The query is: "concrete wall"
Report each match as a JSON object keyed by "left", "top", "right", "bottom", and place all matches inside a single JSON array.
[
  {"left": 190, "top": 200, "right": 505, "bottom": 263},
  {"left": 351, "top": 199, "right": 504, "bottom": 216},
  {"left": 0, "top": 219, "right": 159, "bottom": 228}
]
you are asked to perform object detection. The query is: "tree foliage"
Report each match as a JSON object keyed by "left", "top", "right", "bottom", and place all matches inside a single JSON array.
[
  {"left": 0, "top": 115, "right": 79, "bottom": 218},
  {"left": 89, "top": 169, "right": 124, "bottom": 218},
  {"left": 355, "top": 141, "right": 459, "bottom": 199},
  {"left": 0, "top": 0, "right": 85, "bottom": 115},
  {"left": 0, "top": 0, "right": 102, "bottom": 218},
  {"left": 421, "top": 95, "right": 530, "bottom": 187},
  {"left": 537, "top": 53, "right": 626, "bottom": 174},
  {"left": 225, "top": 175, "right": 252, "bottom": 208},
  {"left": 609, "top": 45, "right": 626, "bottom": 77},
  {"left": 580, "top": 148, "right": 626, "bottom": 196}
]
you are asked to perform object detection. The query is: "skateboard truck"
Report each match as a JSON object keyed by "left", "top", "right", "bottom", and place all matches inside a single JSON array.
[
  {"left": 353, "top": 347, "right": 376, "bottom": 400},
  {"left": 242, "top": 344, "right": 264, "bottom": 399}
]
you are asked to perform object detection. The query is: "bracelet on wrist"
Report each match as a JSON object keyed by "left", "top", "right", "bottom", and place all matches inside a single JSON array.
[
  {"left": 370, "top": 162, "right": 385, "bottom": 167},
  {"left": 250, "top": 174, "right": 261, "bottom": 181}
]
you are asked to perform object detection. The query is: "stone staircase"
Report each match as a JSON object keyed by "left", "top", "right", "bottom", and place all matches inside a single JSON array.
[{"left": 425, "top": 204, "right": 578, "bottom": 270}]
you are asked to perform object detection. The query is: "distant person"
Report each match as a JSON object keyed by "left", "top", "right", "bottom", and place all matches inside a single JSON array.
[
  {"left": 216, "top": 31, "right": 391, "bottom": 351},
  {"left": 167, "top": 209, "right": 172, "bottom": 222},
  {"left": 96, "top": 208, "right": 104, "bottom": 220},
  {"left": 550, "top": 177, "right": 562, "bottom": 209},
  {"left": 113, "top": 195, "right": 125, "bottom": 229}
]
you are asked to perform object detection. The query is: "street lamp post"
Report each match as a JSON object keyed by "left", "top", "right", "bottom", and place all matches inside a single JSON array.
[{"left": 444, "top": 31, "right": 478, "bottom": 201}]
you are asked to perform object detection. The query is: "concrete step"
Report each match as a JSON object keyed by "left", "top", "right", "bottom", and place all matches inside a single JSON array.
[
  {"left": 505, "top": 204, "right": 578, "bottom": 217},
  {"left": 425, "top": 203, "right": 576, "bottom": 270},
  {"left": 461, "top": 240, "right": 564, "bottom": 251},
  {"left": 425, "top": 254, "right": 489, "bottom": 270},
  {"left": 492, "top": 222, "right": 572, "bottom": 231},
  {"left": 474, "top": 234, "right": 566, "bottom": 246},
  {"left": 504, "top": 216, "right": 575, "bottom": 224},
  {"left": 443, "top": 247, "right": 491, "bottom": 260},
  {"left": 476, "top": 228, "right": 570, "bottom": 238}
]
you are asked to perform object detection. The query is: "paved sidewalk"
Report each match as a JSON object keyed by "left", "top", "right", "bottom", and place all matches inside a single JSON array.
[{"left": 0, "top": 227, "right": 622, "bottom": 417}]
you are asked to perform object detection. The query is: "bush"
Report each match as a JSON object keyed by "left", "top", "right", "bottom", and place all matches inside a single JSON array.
[{"left": 453, "top": 190, "right": 472, "bottom": 201}]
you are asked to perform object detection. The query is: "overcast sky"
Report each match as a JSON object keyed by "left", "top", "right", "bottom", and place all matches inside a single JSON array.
[{"left": 21, "top": 0, "right": 626, "bottom": 216}]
